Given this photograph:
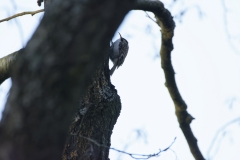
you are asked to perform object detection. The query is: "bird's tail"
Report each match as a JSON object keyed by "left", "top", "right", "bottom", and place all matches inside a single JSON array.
[{"left": 110, "top": 64, "right": 117, "bottom": 76}]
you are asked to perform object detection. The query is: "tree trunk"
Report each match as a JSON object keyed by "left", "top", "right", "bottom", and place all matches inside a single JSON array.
[
  {"left": 0, "top": 0, "right": 134, "bottom": 159},
  {"left": 63, "top": 56, "right": 121, "bottom": 160}
]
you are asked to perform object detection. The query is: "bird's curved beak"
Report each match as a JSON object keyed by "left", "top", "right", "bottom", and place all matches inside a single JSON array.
[{"left": 118, "top": 32, "right": 122, "bottom": 39}]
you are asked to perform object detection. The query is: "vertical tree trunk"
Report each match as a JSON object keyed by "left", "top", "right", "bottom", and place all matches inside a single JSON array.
[{"left": 0, "top": 0, "right": 134, "bottom": 159}]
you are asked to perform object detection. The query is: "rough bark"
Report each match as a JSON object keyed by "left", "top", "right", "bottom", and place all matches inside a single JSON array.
[
  {"left": 0, "top": 0, "right": 134, "bottom": 159},
  {"left": 62, "top": 56, "right": 121, "bottom": 160}
]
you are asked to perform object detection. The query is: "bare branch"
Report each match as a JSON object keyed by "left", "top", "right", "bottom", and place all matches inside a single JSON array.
[
  {"left": 0, "top": 9, "right": 44, "bottom": 23},
  {"left": 134, "top": 0, "right": 205, "bottom": 159},
  {"left": 0, "top": 49, "right": 21, "bottom": 84},
  {"left": 79, "top": 135, "right": 176, "bottom": 160}
]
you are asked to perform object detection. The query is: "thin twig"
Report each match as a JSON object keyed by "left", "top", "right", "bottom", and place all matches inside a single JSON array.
[
  {"left": 207, "top": 117, "right": 240, "bottom": 159},
  {"left": 0, "top": 9, "right": 44, "bottom": 23},
  {"left": 145, "top": 11, "right": 157, "bottom": 23},
  {"left": 79, "top": 135, "right": 176, "bottom": 160}
]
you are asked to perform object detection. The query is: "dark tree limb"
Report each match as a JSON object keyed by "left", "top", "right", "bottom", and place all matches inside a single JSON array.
[
  {"left": 0, "top": 0, "right": 135, "bottom": 159},
  {"left": 134, "top": 1, "right": 205, "bottom": 160}
]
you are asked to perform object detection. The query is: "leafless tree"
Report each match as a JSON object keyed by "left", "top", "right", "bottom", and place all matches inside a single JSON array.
[{"left": 0, "top": 0, "right": 205, "bottom": 160}]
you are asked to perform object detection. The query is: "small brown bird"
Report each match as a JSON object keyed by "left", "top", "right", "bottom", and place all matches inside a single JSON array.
[{"left": 109, "top": 33, "right": 129, "bottom": 76}]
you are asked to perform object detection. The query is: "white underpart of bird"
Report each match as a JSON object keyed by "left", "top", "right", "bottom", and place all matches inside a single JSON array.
[{"left": 109, "top": 33, "right": 129, "bottom": 76}]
